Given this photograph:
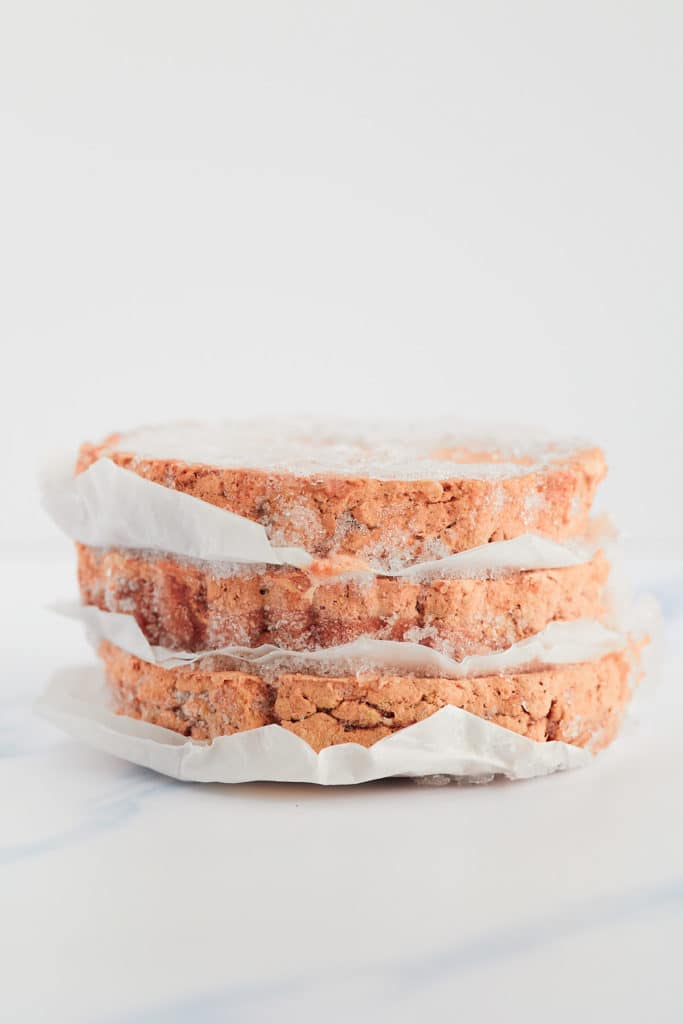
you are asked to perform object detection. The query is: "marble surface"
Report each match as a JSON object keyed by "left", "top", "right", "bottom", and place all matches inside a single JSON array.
[{"left": 2, "top": 551, "right": 682, "bottom": 1023}]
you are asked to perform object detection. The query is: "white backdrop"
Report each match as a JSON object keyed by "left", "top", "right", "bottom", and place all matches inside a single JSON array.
[{"left": 2, "top": 1, "right": 681, "bottom": 554}]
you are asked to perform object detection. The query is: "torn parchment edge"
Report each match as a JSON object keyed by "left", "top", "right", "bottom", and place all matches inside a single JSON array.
[{"left": 57, "top": 601, "right": 630, "bottom": 677}]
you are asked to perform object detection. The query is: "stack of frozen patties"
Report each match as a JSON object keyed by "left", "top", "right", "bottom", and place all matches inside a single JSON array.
[{"left": 66, "top": 421, "right": 644, "bottom": 754}]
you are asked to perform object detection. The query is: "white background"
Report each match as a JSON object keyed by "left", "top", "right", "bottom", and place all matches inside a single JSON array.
[
  {"left": 2, "top": 1, "right": 682, "bottom": 553},
  {"left": 3, "top": 9, "right": 683, "bottom": 1022}
]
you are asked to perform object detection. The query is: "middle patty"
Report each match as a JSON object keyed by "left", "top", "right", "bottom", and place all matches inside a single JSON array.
[{"left": 77, "top": 544, "right": 610, "bottom": 659}]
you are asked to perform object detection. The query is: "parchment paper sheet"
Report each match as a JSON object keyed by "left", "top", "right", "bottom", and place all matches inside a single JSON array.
[
  {"left": 35, "top": 666, "right": 592, "bottom": 784},
  {"left": 59, "top": 601, "right": 628, "bottom": 676},
  {"left": 41, "top": 457, "right": 596, "bottom": 575}
]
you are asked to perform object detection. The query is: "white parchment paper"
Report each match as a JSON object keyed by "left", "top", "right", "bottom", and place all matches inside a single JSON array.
[
  {"left": 35, "top": 665, "right": 592, "bottom": 784},
  {"left": 42, "top": 457, "right": 596, "bottom": 575},
  {"left": 41, "top": 456, "right": 312, "bottom": 567},
  {"left": 58, "top": 602, "right": 628, "bottom": 675}
]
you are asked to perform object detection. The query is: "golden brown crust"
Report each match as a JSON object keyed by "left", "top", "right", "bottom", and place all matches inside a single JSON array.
[
  {"left": 100, "top": 640, "right": 632, "bottom": 754},
  {"left": 78, "top": 545, "right": 610, "bottom": 658},
  {"left": 77, "top": 437, "right": 606, "bottom": 566}
]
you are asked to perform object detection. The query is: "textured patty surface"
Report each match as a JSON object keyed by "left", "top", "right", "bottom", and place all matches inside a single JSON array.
[
  {"left": 77, "top": 435, "right": 606, "bottom": 568},
  {"left": 101, "top": 640, "right": 633, "bottom": 753}
]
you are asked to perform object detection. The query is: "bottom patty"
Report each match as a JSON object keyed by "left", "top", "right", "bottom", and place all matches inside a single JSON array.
[{"left": 100, "top": 640, "right": 635, "bottom": 754}]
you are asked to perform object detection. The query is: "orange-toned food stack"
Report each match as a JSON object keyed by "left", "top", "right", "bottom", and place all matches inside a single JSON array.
[{"left": 65, "top": 421, "right": 643, "bottom": 754}]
